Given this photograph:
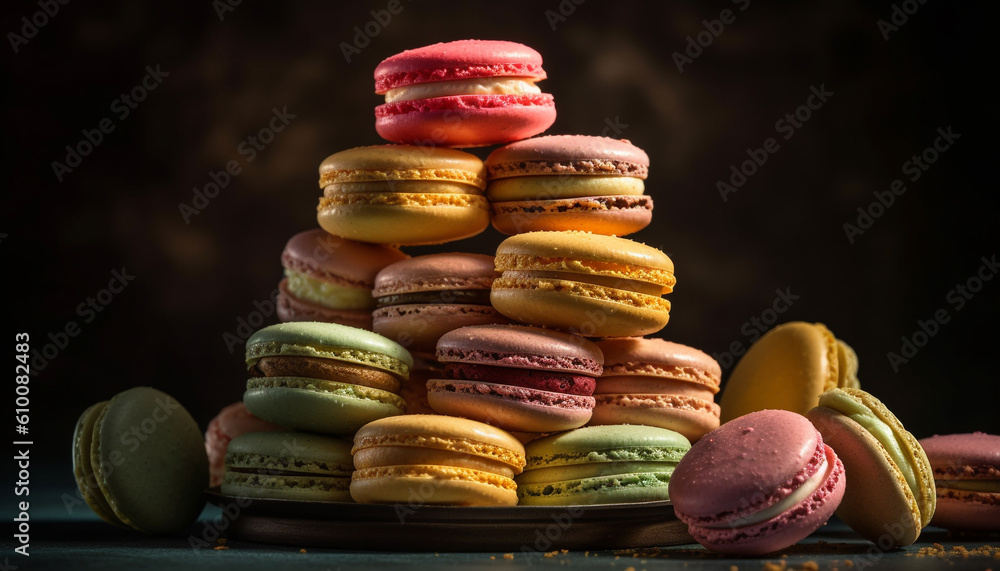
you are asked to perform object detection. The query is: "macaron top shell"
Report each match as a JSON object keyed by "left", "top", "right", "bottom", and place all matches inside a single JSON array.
[
  {"left": 374, "top": 40, "right": 546, "bottom": 93},
  {"left": 352, "top": 414, "right": 526, "bottom": 471},
  {"left": 373, "top": 253, "right": 497, "bottom": 296},
  {"left": 486, "top": 135, "right": 649, "bottom": 179},
  {"left": 495, "top": 231, "right": 675, "bottom": 288},
  {"left": 436, "top": 324, "right": 603, "bottom": 375},
  {"left": 523, "top": 424, "right": 690, "bottom": 469},
  {"left": 282, "top": 229, "right": 408, "bottom": 286},
  {"left": 319, "top": 145, "right": 486, "bottom": 189},
  {"left": 245, "top": 322, "right": 413, "bottom": 376},
  {"left": 919, "top": 432, "right": 1000, "bottom": 474},
  {"left": 596, "top": 338, "right": 721, "bottom": 390},
  {"left": 669, "top": 410, "right": 824, "bottom": 521}
]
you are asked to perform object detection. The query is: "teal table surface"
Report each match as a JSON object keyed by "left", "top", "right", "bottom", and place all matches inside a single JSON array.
[{"left": 5, "top": 487, "right": 999, "bottom": 571}]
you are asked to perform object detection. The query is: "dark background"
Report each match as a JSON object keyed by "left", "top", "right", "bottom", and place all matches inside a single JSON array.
[{"left": 3, "top": 0, "right": 996, "bottom": 489}]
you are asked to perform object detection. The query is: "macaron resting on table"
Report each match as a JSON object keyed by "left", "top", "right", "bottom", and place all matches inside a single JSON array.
[
  {"left": 72, "top": 387, "right": 209, "bottom": 534},
  {"left": 918, "top": 432, "right": 1000, "bottom": 531},
  {"left": 316, "top": 145, "right": 489, "bottom": 245},
  {"left": 372, "top": 253, "right": 509, "bottom": 357},
  {"left": 806, "top": 387, "right": 936, "bottom": 547},
  {"left": 243, "top": 322, "right": 411, "bottom": 435},
  {"left": 350, "top": 414, "right": 526, "bottom": 506},
  {"left": 204, "top": 401, "right": 284, "bottom": 487},
  {"left": 589, "top": 338, "right": 721, "bottom": 443},
  {"left": 491, "top": 231, "right": 676, "bottom": 337},
  {"left": 516, "top": 424, "right": 691, "bottom": 506},
  {"left": 222, "top": 431, "right": 354, "bottom": 501},
  {"left": 430, "top": 324, "right": 602, "bottom": 433},
  {"left": 374, "top": 40, "right": 556, "bottom": 147},
  {"left": 669, "top": 410, "right": 846, "bottom": 556},
  {"left": 720, "top": 321, "right": 860, "bottom": 422},
  {"left": 486, "top": 135, "right": 653, "bottom": 235},
  {"left": 277, "top": 229, "right": 408, "bottom": 328}
]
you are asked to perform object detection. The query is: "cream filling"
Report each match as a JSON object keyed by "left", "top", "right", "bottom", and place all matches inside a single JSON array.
[
  {"left": 284, "top": 269, "right": 372, "bottom": 310},
  {"left": 502, "top": 269, "right": 665, "bottom": 296},
  {"left": 834, "top": 397, "right": 918, "bottom": 498},
  {"left": 384, "top": 77, "right": 541, "bottom": 103},
  {"left": 488, "top": 176, "right": 645, "bottom": 201},
  {"left": 945, "top": 480, "right": 1000, "bottom": 493},
  {"left": 704, "top": 454, "right": 831, "bottom": 529}
]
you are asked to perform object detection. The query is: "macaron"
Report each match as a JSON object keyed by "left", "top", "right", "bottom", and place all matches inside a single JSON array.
[
  {"left": 72, "top": 387, "right": 209, "bottom": 534},
  {"left": 350, "top": 414, "right": 526, "bottom": 506},
  {"left": 807, "top": 388, "right": 936, "bottom": 547},
  {"left": 589, "top": 338, "right": 721, "bottom": 443},
  {"left": 918, "top": 432, "right": 1000, "bottom": 532},
  {"left": 491, "top": 231, "right": 675, "bottom": 337},
  {"left": 277, "top": 229, "right": 408, "bottom": 329},
  {"left": 670, "top": 410, "right": 846, "bottom": 556},
  {"left": 244, "top": 322, "right": 411, "bottom": 435},
  {"left": 374, "top": 40, "right": 556, "bottom": 147},
  {"left": 719, "top": 321, "right": 860, "bottom": 423},
  {"left": 317, "top": 145, "right": 489, "bottom": 245},
  {"left": 204, "top": 401, "right": 284, "bottom": 487},
  {"left": 372, "top": 253, "right": 510, "bottom": 357},
  {"left": 430, "top": 324, "right": 602, "bottom": 433},
  {"left": 516, "top": 424, "right": 690, "bottom": 506},
  {"left": 222, "top": 430, "right": 354, "bottom": 501},
  {"left": 485, "top": 135, "right": 653, "bottom": 236}
]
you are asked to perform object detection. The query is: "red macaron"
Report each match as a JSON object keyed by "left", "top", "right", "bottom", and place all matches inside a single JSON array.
[
  {"left": 374, "top": 40, "right": 556, "bottom": 147},
  {"left": 670, "top": 410, "right": 846, "bottom": 555},
  {"left": 430, "top": 324, "right": 601, "bottom": 433}
]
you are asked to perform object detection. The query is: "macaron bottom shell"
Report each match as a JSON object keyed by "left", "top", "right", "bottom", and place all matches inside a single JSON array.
[
  {"left": 516, "top": 463, "right": 676, "bottom": 506},
  {"left": 931, "top": 494, "right": 1000, "bottom": 531},
  {"left": 372, "top": 303, "right": 509, "bottom": 357},
  {"left": 491, "top": 196, "right": 653, "bottom": 236},
  {"left": 222, "top": 472, "right": 352, "bottom": 502},
  {"left": 244, "top": 377, "right": 405, "bottom": 435},
  {"left": 426, "top": 378, "right": 594, "bottom": 433},
  {"left": 317, "top": 198, "right": 489, "bottom": 245},
  {"left": 277, "top": 279, "right": 374, "bottom": 329},
  {"left": 350, "top": 465, "right": 518, "bottom": 506},
  {"left": 374, "top": 95, "right": 556, "bottom": 148},
  {"left": 589, "top": 398, "right": 720, "bottom": 444}
]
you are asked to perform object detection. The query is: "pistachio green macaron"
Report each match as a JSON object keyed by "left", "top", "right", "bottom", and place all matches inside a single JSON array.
[
  {"left": 516, "top": 424, "right": 691, "bottom": 506},
  {"left": 222, "top": 430, "right": 354, "bottom": 501},
  {"left": 72, "top": 387, "right": 208, "bottom": 533},
  {"left": 244, "top": 322, "right": 412, "bottom": 435}
]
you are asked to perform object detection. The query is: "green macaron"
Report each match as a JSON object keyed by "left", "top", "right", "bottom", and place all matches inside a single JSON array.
[
  {"left": 516, "top": 424, "right": 691, "bottom": 506},
  {"left": 244, "top": 322, "right": 412, "bottom": 435},
  {"left": 222, "top": 431, "right": 354, "bottom": 501},
  {"left": 72, "top": 387, "right": 208, "bottom": 533}
]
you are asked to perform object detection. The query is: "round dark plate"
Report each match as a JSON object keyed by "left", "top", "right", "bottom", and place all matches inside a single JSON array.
[{"left": 205, "top": 488, "right": 693, "bottom": 551}]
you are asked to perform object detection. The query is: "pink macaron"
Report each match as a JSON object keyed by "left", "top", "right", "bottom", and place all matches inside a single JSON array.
[
  {"left": 430, "top": 324, "right": 601, "bottom": 433},
  {"left": 374, "top": 40, "right": 556, "bottom": 147},
  {"left": 670, "top": 410, "right": 846, "bottom": 555},
  {"left": 204, "top": 401, "right": 284, "bottom": 487},
  {"left": 919, "top": 432, "right": 1000, "bottom": 532},
  {"left": 589, "top": 338, "right": 721, "bottom": 443},
  {"left": 277, "top": 229, "right": 408, "bottom": 329},
  {"left": 371, "top": 253, "right": 510, "bottom": 358}
]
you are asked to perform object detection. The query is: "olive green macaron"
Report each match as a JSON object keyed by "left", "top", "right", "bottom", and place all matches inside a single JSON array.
[
  {"left": 244, "top": 322, "right": 412, "bottom": 435},
  {"left": 516, "top": 424, "right": 691, "bottom": 506},
  {"left": 222, "top": 430, "right": 354, "bottom": 501},
  {"left": 72, "top": 387, "right": 208, "bottom": 534}
]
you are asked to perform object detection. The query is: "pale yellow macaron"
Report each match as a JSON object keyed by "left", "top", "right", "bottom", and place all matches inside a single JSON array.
[
  {"left": 719, "top": 321, "right": 859, "bottom": 422},
  {"left": 317, "top": 145, "right": 489, "bottom": 245},
  {"left": 806, "top": 388, "right": 935, "bottom": 547}
]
